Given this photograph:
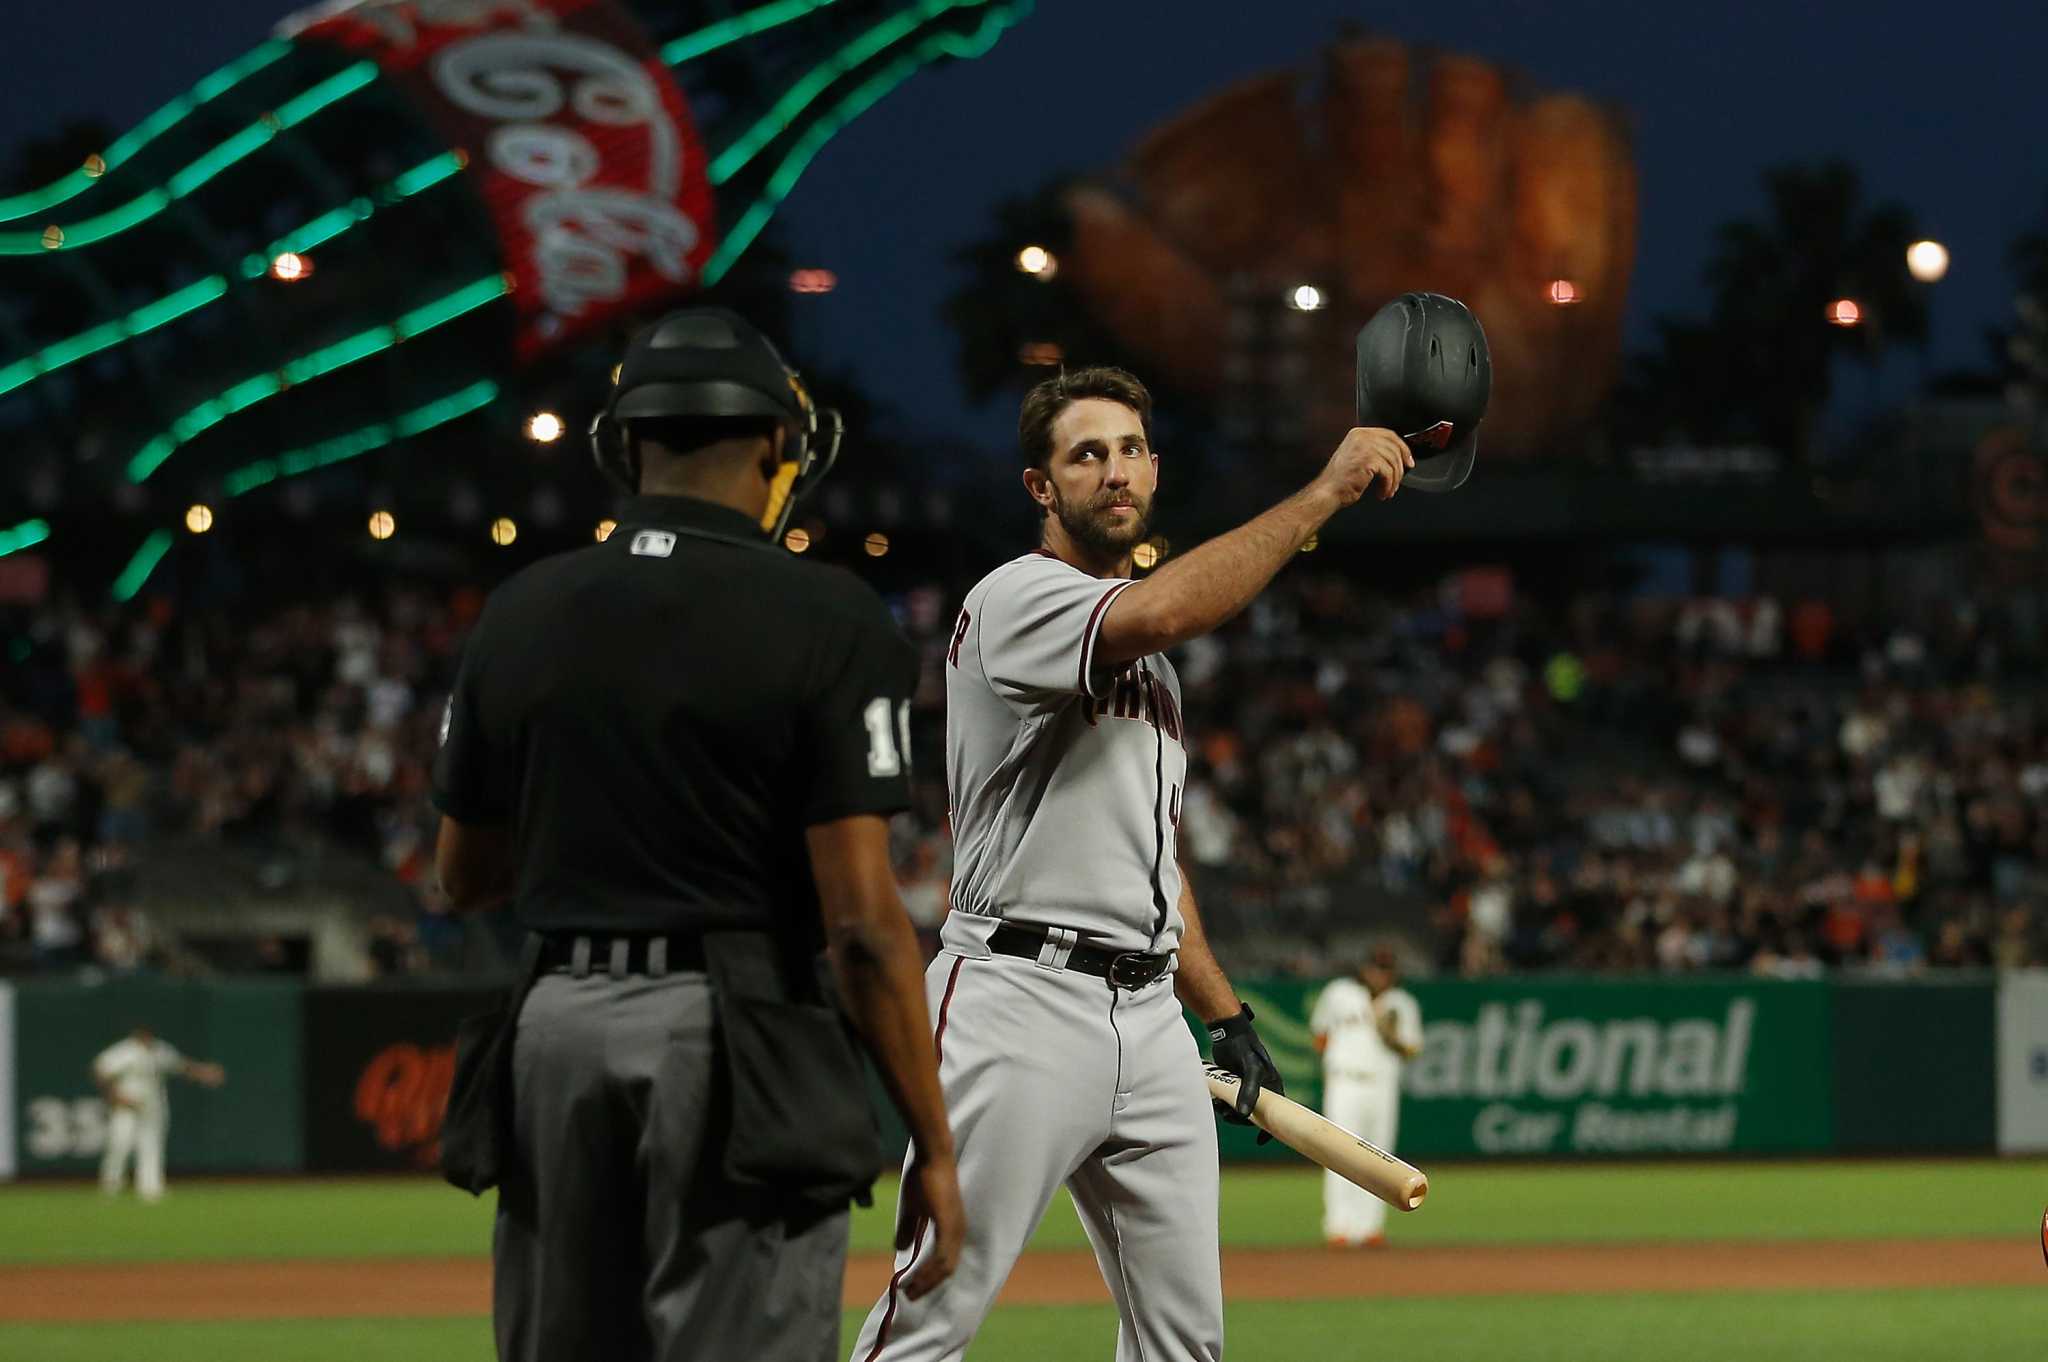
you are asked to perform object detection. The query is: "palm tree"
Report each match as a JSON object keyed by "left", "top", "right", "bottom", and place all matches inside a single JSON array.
[
  {"left": 2004, "top": 200, "right": 2048, "bottom": 413},
  {"left": 1623, "top": 161, "right": 1925, "bottom": 460}
]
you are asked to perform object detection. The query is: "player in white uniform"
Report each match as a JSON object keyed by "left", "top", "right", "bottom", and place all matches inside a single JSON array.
[
  {"left": 1311, "top": 945, "right": 1422, "bottom": 1246},
  {"left": 852, "top": 368, "right": 1414, "bottom": 1361},
  {"left": 91, "top": 1025, "right": 226, "bottom": 1201}
]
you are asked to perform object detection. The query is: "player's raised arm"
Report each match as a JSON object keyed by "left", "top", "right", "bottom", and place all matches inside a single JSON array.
[{"left": 1096, "top": 426, "right": 1412, "bottom": 667}]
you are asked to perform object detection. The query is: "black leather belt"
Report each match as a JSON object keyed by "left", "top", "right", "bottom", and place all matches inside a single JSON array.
[
  {"left": 988, "top": 921, "right": 1171, "bottom": 990},
  {"left": 537, "top": 933, "right": 706, "bottom": 976}
]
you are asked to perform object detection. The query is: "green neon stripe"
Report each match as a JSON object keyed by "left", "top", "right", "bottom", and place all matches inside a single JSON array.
[
  {"left": 0, "top": 519, "right": 51, "bottom": 558},
  {"left": 272, "top": 63, "right": 379, "bottom": 126},
  {"left": 110, "top": 530, "right": 175, "bottom": 603},
  {"left": 1, "top": 149, "right": 460, "bottom": 401},
  {"left": 128, "top": 276, "right": 233, "bottom": 332},
  {"left": 126, "top": 276, "right": 507, "bottom": 483},
  {"left": 3, "top": 62, "right": 378, "bottom": 255},
  {"left": 395, "top": 379, "right": 499, "bottom": 435},
  {"left": 285, "top": 328, "right": 394, "bottom": 383},
  {"left": 224, "top": 379, "right": 498, "bottom": 496},
  {"left": 389, "top": 151, "right": 466, "bottom": 199},
  {"left": 0, "top": 40, "right": 290, "bottom": 225},
  {"left": 0, "top": 273, "right": 232, "bottom": 397},
  {"left": 706, "top": 0, "right": 1029, "bottom": 282},
  {"left": 395, "top": 276, "right": 510, "bottom": 336},
  {"left": 242, "top": 200, "right": 369, "bottom": 273},
  {"left": 165, "top": 123, "right": 274, "bottom": 199},
  {"left": 710, "top": 0, "right": 973, "bottom": 186},
  {"left": 660, "top": 0, "right": 838, "bottom": 66}
]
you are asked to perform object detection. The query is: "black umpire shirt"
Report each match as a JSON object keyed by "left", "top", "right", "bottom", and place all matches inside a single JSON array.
[{"left": 429, "top": 494, "right": 916, "bottom": 936}]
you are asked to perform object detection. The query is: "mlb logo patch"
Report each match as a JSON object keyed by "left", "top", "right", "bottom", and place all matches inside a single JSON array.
[{"left": 631, "top": 531, "right": 677, "bottom": 558}]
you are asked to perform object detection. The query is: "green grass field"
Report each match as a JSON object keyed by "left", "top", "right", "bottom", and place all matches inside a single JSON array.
[
  {"left": 5, "top": 1289, "right": 2045, "bottom": 1362},
  {"left": 4, "top": 1161, "right": 2044, "bottom": 1360}
]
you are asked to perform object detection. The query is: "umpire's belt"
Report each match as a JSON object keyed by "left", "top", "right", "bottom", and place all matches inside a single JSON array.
[
  {"left": 537, "top": 932, "right": 705, "bottom": 978},
  {"left": 989, "top": 921, "right": 1170, "bottom": 990}
]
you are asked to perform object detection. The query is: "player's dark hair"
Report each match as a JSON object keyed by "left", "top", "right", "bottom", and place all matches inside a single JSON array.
[{"left": 1017, "top": 366, "right": 1153, "bottom": 473}]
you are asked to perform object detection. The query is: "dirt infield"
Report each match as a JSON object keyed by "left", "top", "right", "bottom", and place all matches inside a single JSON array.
[{"left": 0, "top": 1238, "right": 2032, "bottom": 1324}]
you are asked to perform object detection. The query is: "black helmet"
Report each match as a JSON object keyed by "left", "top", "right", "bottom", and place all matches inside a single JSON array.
[
  {"left": 589, "top": 307, "right": 842, "bottom": 539},
  {"left": 1354, "top": 292, "right": 1491, "bottom": 493}
]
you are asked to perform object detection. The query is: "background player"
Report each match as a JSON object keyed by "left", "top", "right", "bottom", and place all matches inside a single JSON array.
[
  {"left": 1311, "top": 944, "right": 1423, "bottom": 1247},
  {"left": 851, "top": 367, "right": 1414, "bottom": 1361},
  {"left": 91, "top": 1025, "right": 226, "bottom": 1202}
]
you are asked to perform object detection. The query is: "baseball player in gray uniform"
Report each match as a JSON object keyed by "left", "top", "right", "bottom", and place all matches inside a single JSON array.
[{"left": 851, "top": 367, "right": 1412, "bottom": 1361}]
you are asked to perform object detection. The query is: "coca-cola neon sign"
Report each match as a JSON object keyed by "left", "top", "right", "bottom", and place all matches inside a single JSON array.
[{"left": 291, "top": 0, "right": 714, "bottom": 358}]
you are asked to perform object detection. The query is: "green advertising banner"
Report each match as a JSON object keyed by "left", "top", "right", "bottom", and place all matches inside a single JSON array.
[
  {"left": 12, "top": 978, "right": 302, "bottom": 1177},
  {"left": 1834, "top": 977, "right": 1995, "bottom": 1151},
  {"left": 1219, "top": 976, "right": 1836, "bottom": 1160}
]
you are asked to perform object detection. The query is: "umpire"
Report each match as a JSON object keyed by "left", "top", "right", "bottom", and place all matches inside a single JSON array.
[{"left": 432, "top": 307, "right": 964, "bottom": 1361}]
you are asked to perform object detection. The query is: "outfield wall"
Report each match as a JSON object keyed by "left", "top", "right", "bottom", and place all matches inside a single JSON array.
[{"left": 4, "top": 970, "right": 2041, "bottom": 1177}]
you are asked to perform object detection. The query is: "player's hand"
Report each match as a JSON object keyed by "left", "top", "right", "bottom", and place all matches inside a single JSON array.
[
  {"left": 200, "top": 1063, "right": 227, "bottom": 1088},
  {"left": 1207, "top": 1005, "right": 1286, "bottom": 1143},
  {"left": 898, "top": 1146, "right": 965, "bottom": 1301},
  {"left": 1316, "top": 427, "right": 1412, "bottom": 507}
]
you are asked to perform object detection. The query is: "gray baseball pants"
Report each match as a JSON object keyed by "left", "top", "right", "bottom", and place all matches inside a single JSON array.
[
  {"left": 494, "top": 968, "right": 848, "bottom": 1362},
  {"left": 849, "top": 925, "right": 1224, "bottom": 1361}
]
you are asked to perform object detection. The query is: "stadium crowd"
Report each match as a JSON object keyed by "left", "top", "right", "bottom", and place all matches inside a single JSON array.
[{"left": 2, "top": 565, "right": 2043, "bottom": 979}]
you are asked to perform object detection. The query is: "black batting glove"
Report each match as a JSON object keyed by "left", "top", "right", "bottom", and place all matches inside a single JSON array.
[{"left": 1207, "top": 1004, "right": 1284, "bottom": 1144}]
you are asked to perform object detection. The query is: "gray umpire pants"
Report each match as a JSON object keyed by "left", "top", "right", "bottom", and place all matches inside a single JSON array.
[{"left": 494, "top": 967, "right": 849, "bottom": 1362}]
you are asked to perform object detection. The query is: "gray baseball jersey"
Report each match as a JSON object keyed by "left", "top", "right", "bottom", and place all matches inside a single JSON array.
[
  {"left": 942, "top": 551, "right": 1188, "bottom": 952},
  {"left": 853, "top": 549, "right": 1223, "bottom": 1362}
]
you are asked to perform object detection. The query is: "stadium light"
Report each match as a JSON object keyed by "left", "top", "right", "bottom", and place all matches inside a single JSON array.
[
  {"left": 269, "top": 251, "right": 311, "bottom": 282},
  {"left": 864, "top": 532, "right": 889, "bottom": 557},
  {"left": 1907, "top": 240, "right": 1949, "bottom": 283},
  {"left": 367, "top": 510, "right": 395, "bottom": 540},
  {"left": 1287, "top": 284, "right": 1326, "bottom": 312},
  {"left": 490, "top": 517, "right": 518, "bottom": 546},
  {"left": 184, "top": 503, "right": 213, "bottom": 534},
  {"left": 595, "top": 519, "right": 616, "bottom": 542},
  {"left": 790, "top": 268, "right": 837, "bottom": 294},
  {"left": 1018, "top": 341, "right": 1063, "bottom": 366},
  {"left": 784, "top": 527, "right": 811, "bottom": 553},
  {"left": 1546, "top": 278, "right": 1583, "bottom": 306},
  {"left": 1015, "top": 244, "right": 1056, "bottom": 278},
  {"left": 525, "top": 410, "right": 564, "bottom": 443},
  {"left": 1826, "top": 298, "right": 1863, "bottom": 327}
]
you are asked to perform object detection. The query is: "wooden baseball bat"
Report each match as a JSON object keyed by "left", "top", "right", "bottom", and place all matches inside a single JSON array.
[{"left": 1204, "top": 1064, "right": 1428, "bottom": 1212}]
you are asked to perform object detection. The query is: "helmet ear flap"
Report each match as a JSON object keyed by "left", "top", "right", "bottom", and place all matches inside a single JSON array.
[{"left": 589, "top": 409, "right": 638, "bottom": 494}]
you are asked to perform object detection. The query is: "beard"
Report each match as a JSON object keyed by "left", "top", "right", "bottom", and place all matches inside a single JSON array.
[{"left": 1052, "top": 487, "right": 1152, "bottom": 555}]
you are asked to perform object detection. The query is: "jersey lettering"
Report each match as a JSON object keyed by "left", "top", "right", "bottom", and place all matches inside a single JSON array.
[
  {"left": 947, "top": 608, "right": 971, "bottom": 668},
  {"left": 1082, "top": 668, "right": 1182, "bottom": 740}
]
